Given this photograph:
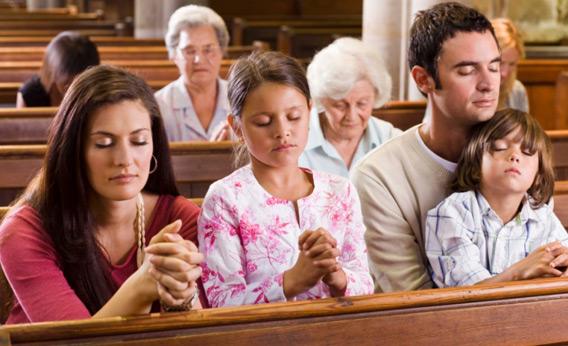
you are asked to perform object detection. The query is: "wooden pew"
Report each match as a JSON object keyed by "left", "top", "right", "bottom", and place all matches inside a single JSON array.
[
  {"left": 231, "top": 16, "right": 361, "bottom": 49},
  {"left": 0, "top": 142, "right": 235, "bottom": 205},
  {"left": 0, "top": 29, "right": 119, "bottom": 37},
  {"left": 0, "top": 100, "right": 423, "bottom": 145},
  {"left": 0, "top": 59, "right": 234, "bottom": 83},
  {"left": 277, "top": 26, "right": 362, "bottom": 58},
  {"left": 372, "top": 100, "right": 425, "bottom": 131},
  {"left": 517, "top": 59, "right": 568, "bottom": 130},
  {"left": 0, "top": 41, "right": 268, "bottom": 62},
  {"left": 0, "top": 36, "right": 166, "bottom": 47},
  {"left": 3, "top": 278, "right": 568, "bottom": 344},
  {"left": 0, "top": 81, "right": 173, "bottom": 105},
  {"left": 548, "top": 130, "right": 568, "bottom": 180}
]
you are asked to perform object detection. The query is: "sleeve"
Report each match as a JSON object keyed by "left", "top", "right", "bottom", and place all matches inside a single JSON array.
[
  {"left": 544, "top": 206, "right": 568, "bottom": 246},
  {"left": 197, "top": 186, "right": 287, "bottom": 307},
  {"left": 154, "top": 89, "right": 178, "bottom": 142},
  {"left": 339, "top": 182, "right": 374, "bottom": 296},
  {"left": 169, "top": 196, "right": 200, "bottom": 245},
  {"left": 0, "top": 212, "right": 91, "bottom": 322},
  {"left": 425, "top": 198, "right": 491, "bottom": 287},
  {"left": 350, "top": 169, "right": 433, "bottom": 292}
]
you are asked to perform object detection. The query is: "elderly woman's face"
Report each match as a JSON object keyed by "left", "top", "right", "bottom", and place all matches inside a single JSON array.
[
  {"left": 320, "top": 79, "right": 375, "bottom": 141},
  {"left": 174, "top": 25, "right": 222, "bottom": 87}
]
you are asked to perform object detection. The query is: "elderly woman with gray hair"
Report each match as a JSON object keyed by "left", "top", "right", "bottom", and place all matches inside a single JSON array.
[
  {"left": 155, "top": 5, "right": 230, "bottom": 142},
  {"left": 299, "top": 37, "right": 401, "bottom": 177}
]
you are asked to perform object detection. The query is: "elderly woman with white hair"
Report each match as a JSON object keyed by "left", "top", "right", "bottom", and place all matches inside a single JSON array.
[
  {"left": 155, "top": 5, "right": 230, "bottom": 141},
  {"left": 299, "top": 38, "right": 401, "bottom": 177}
]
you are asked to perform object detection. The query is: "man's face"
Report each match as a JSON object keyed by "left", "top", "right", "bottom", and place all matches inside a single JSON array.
[{"left": 431, "top": 31, "right": 501, "bottom": 127}]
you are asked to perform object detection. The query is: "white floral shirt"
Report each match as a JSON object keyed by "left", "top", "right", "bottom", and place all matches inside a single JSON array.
[{"left": 198, "top": 165, "right": 373, "bottom": 307}]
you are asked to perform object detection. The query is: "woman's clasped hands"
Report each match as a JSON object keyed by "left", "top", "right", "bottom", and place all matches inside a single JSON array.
[{"left": 144, "top": 220, "right": 204, "bottom": 310}]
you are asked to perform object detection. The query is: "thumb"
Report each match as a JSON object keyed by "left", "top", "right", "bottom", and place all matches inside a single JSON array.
[{"left": 149, "top": 219, "right": 182, "bottom": 245}]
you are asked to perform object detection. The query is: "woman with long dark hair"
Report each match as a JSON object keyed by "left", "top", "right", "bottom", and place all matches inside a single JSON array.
[{"left": 0, "top": 65, "right": 203, "bottom": 324}]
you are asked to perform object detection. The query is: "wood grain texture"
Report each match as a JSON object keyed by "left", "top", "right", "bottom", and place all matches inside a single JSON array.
[{"left": 2, "top": 278, "right": 568, "bottom": 345}]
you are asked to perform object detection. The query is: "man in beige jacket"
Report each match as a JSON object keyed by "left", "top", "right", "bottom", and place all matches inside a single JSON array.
[{"left": 351, "top": 2, "right": 501, "bottom": 292}]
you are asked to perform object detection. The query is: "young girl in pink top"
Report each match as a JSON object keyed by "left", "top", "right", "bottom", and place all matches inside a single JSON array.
[{"left": 197, "top": 52, "right": 373, "bottom": 307}]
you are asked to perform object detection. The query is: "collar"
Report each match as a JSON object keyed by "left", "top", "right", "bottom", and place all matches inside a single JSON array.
[
  {"left": 475, "top": 191, "right": 541, "bottom": 225},
  {"left": 170, "top": 77, "right": 229, "bottom": 113}
]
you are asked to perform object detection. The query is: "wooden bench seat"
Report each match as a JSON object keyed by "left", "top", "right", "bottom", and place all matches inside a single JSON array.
[{"left": 2, "top": 278, "right": 568, "bottom": 344}]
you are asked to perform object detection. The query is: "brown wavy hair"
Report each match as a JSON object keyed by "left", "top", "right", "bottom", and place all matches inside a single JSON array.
[
  {"left": 14, "top": 65, "right": 179, "bottom": 314},
  {"left": 453, "top": 108, "right": 554, "bottom": 207}
]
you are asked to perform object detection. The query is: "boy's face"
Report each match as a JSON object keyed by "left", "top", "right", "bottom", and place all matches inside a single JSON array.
[
  {"left": 430, "top": 31, "right": 501, "bottom": 127},
  {"left": 480, "top": 127, "right": 539, "bottom": 199}
]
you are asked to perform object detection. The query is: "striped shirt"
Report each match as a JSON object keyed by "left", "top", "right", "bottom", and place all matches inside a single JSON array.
[{"left": 425, "top": 190, "right": 568, "bottom": 287}]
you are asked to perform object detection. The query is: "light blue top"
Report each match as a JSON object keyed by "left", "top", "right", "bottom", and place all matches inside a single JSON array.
[
  {"left": 505, "top": 79, "right": 529, "bottom": 113},
  {"left": 154, "top": 77, "right": 230, "bottom": 142},
  {"left": 299, "top": 108, "right": 402, "bottom": 177}
]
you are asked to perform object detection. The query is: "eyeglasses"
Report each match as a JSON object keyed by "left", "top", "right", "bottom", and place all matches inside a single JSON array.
[{"left": 178, "top": 44, "right": 221, "bottom": 62}]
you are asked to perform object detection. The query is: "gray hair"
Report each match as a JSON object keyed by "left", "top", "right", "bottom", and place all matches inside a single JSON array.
[
  {"left": 165, "top": 5, "right": 229, "bottom": 59},
  {"left": 307, "top": 37, "right": 392, "bottom": 112}
]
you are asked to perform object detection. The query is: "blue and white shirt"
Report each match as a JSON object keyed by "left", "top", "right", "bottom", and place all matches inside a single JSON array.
[
  {"left": 299, "top": 108, "right": 401, "bottom": 177},
  {"left": 155, "top": 77, "right": 229, "bottom": 142},
  {"left": 425, "top": 190, "right": 568, "bottom": 287}
]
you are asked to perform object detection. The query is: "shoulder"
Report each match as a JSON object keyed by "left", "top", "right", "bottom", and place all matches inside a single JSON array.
[
  {"left": 204, "top": 166, "right": 252, "bottom": 202},
  {"left": 352, "top": 126, "right": 419, "bottom": 180},
  {"left": 367, "top": 117, "right": 402, "bottom": 138},
  {"left": 155, "top": 195, "right": 200, "bottom": 222},
  {"left": 313, "top": 170, "right": 356, "bottom": 196},
  {"left": 429, "top": 191, "right": 477, "bottom": 216},
  {"left": 0, "top": 205, "right": 53, "bottom": 253},
  {"left": 154, "top": 79, "right": 178, "bottom": 99}
]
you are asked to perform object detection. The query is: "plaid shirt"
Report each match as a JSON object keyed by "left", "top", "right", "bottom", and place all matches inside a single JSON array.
[{"left": 425, "top": 190, "right": 568, "bottom": 287}]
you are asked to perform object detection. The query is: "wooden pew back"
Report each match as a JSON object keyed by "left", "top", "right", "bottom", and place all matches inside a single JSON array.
[
  {"left": 0, "top": 59, "right": 234, "bottom": 83},
  {"left": 2, "top": 278, "right": 568, "bottom": 344},
  {"left": 0, "top": 142, "right": 235, "bottom": 205}
]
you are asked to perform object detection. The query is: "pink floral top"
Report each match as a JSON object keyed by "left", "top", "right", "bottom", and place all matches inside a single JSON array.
[{"left": 198, "top": 165, "right": 373, "bottom": 307}]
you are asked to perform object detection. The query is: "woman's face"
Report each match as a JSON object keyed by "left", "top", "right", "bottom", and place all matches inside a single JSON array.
[
  {"left": 174, "top": 25, "right": 223, "bottom": 88},
  {"left": 84, "top": 100, "right": 154, "bottom": 202},
  {"left": 320, "top": 79, "right": 376, "bottom": 141}
]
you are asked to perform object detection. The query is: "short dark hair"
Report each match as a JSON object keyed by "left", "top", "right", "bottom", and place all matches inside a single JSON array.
[
  {"left": 40, "top": 31, "right": 100, "bottom": 94},
  {"left": 408, "top": 2, "right": 496, "bottom": 90},
  {"left": 453, "top": 108, "right": 554, "bottom": 208},
  {"left": 18, "top": 65, "right": 178, "bottom": 314}
]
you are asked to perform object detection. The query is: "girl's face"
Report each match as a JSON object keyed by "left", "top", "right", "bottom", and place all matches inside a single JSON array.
[
  {"left": 84, "top": 100, "right": 154, "bottom": 201},
  {"left": 480, "top": 127, "right": 539, "bottom": 198},
  {"left": 234, "top": 82, "right": 310, "bottom": 169}
]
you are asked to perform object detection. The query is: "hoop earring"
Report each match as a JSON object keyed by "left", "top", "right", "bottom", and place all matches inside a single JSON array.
[{"left": 149, "top": 155, "right": 158, "bottom": 174}]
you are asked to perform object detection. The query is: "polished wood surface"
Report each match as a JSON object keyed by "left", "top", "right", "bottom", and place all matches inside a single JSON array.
[{"left": 2, "top": 278, "right": 568, "bottom": 345}]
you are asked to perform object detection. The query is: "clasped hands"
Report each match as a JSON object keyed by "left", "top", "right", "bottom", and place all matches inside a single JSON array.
[
  {"left": 143, "top": 220, "right": 204, "bottom": 309},
  {"left": 511, "top": 241, "right": 568, "bottom": 280},
  {"left": 284, "top": 228, "right": 347, "bottom": 298}
]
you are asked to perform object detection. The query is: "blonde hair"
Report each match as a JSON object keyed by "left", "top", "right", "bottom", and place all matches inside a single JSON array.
[
  {"left": 453, "top": 109, "right": 554, "bottom": 208},
  {"left": 491, "top": 18, "right": 525, "bottom": 109}
]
